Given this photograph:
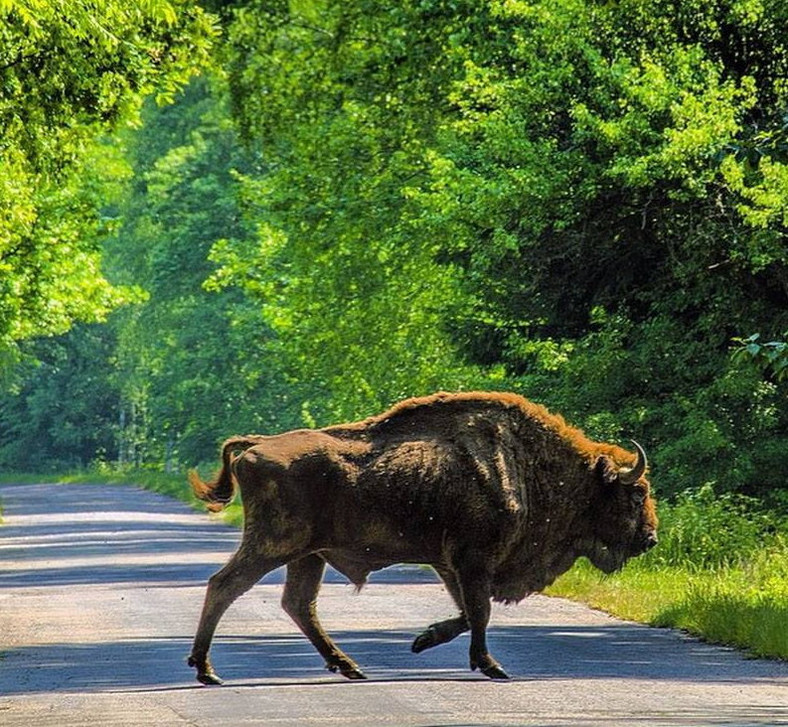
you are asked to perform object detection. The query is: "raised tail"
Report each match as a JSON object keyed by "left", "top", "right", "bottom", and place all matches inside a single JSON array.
[{"left": 189, "top": 436, "right": 264, "bottom": 512}]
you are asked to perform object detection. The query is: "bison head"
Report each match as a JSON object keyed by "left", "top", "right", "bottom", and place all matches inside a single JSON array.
[{"left": 582, "top": 441, "right": 658, "bottom": 574}]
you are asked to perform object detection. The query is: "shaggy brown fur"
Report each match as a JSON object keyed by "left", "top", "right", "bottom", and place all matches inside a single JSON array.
[{"left": 187, "top": 391, "right": 657, "bottom": 684}]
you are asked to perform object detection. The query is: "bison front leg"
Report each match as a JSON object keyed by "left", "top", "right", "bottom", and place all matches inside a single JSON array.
[
  {"left": 281, "top": 554, "right": 366, "bottom": 680},
  {"left": 455, "top": 561, "right": 509, "bottom": 680}
]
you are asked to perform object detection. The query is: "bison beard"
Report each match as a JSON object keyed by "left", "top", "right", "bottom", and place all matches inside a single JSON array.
[{"left": 187, "top": 391, "right": 658, "bottom": 684}]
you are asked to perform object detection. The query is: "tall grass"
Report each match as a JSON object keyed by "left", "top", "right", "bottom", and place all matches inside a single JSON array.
[
  {"left": 548, "top": 485, "right": 788, "bottom": 660},
  {"left": 644, "top": 484, "right": 783, "bottom": 570}
]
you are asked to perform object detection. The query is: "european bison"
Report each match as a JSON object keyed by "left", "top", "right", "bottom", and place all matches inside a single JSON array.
[{"left": 187, "top": 391, "right": 657, "bottom": 684}]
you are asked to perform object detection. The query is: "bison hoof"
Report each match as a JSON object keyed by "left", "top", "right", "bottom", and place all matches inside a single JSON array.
[
  {"left": 471, "top": 656, "right": 510, "bottom": 680},
  {"left": 343, "top": 667, "right": 368, "bottom": 680},
  {"left": 196, "top": 670, "right": 225, "bottom": 686},
  {"left": 188, "top": 656, "right": 224, "bottom": 686},
  {"left": 481, "top": 664, "right": 510, "bottom": 680},
  {"left": 326, "top": 662, "right": 367, "bottom": 680},
  {"left": 411, "top": 626, "right": 439, "bottom": 654}
]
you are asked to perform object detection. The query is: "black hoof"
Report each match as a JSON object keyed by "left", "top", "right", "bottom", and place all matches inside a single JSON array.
[
  {"left": 342, "top": 667, "right": 368, "bottom": 680},
  {"left": 482, "top": 664, "right": 510, "bottom": 680},
  {"left": 471, "top": 657, "right": 510, "bottom": 680},
  {"left": 188, "top": 655, "right": 224, "bottom": 686},
  {"left": 326, "top": 662, "right": 367, "bottom": 680},
  {"left": 411, "top": 626, "right": 438, "bottom": 653},
  {"left": 196, "top": 670, "right": 224, "bottom": 686}
]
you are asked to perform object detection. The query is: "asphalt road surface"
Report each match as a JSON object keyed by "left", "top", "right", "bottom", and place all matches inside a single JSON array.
[{"left": 1, "top": 482, "right": 787, "bottom": 727}]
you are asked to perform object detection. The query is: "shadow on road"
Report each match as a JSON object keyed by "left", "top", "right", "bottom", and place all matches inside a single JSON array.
[
  {"left": 2, "top": 482, "right": 788, "bottom": 717},
  {"left": 0, "top": 482, "right": 439, "bottom": 588},
  {"left": 2, "top": 623, "right": 787, "bottom": 697}
]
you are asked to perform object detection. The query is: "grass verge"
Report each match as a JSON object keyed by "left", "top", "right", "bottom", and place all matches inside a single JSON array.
[
  {"left": 547, "top": 553, "right": 788, "bottom": 660},
  {"left": 547, "top": 487, "right": 788, "bottom": 661}
]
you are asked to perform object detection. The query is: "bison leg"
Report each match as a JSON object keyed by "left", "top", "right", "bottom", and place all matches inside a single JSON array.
[
  {"left": 189, "top": 550, "right": 284, "bottom": 685},
  {"left": 412, "top": 568, "right": 468, "bottom": 653},
  {"left": 281, "top": 554, "right": 366, "bottom": 680},
  {"left": 455, "top": 561, "right": 509, "bottom": 680},
  {"left": 412, "top": 616, "right": 468, "bottom": 653}
]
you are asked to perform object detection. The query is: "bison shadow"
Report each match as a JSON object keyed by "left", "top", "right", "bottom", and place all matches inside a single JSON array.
[{"left": 2, "top": 623, "right": 787, "bottom": 697}]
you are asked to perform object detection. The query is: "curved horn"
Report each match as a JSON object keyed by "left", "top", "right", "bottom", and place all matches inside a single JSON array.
[{"left": 619, "top": 439, "right": 647, "bottom": 485}]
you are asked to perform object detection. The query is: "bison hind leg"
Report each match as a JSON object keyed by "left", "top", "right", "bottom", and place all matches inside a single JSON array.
[
  {"left": 282, "top": 554, "right": 367, "bottom": 680},
  {"left": 189, "top": 550, "right": 288, "bottom": 686}
]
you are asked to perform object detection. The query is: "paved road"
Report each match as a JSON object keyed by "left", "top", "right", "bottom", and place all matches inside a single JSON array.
[{"left": 1, "top": 482, "right": 787, "bottom": 727}]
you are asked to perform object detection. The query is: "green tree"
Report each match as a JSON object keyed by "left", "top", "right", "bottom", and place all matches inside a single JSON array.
[
  {"left": 733, "top": 333, "right": 788, "bottom": 382},
  {"left": 0, "top": 0, "right": 216, "bottom": 362},
  {"left": 0, "top": 324, "right": 120, "bottom": 470},
  {"left": 4, "top": 0, "right": 787, "bottom": 495},
  {"left": 104, "top": 79, "right": 306, "bottom": 465},
  {"left": 217, "top": 0, "right": 788, "bottom": 494},
  {"left": 402, "top": 0, "right": 788, "bottom": 496},
  {"left": 211, "top": 0, "right": 497, "bottom": 425}
]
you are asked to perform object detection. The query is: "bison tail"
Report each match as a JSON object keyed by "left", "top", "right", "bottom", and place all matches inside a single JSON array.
[
  {"left": 189, "top": 436, "right": 259, "bottom": 512},
  {"left": 189, "top": 468, "right": 234, "bottom": 512}
]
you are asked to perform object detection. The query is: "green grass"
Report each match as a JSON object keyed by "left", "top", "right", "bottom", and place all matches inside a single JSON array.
[
  {"left": 546, "top": 561, "right": 693, "bottom": 622},
  {"left": 547, "top": 552, "right": 788, "bottom": 660},
  {"left": 548, "top": 489, "right": 788, "bottom": 661}
]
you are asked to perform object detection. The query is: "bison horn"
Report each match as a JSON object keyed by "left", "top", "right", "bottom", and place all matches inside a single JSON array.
[{"left": 619, "top": 440, "right": 647, "bottom": 485}]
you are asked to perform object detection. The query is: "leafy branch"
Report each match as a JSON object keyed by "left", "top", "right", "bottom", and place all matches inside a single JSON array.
[{"left": 732, "top": 333, "right": 788, "bottom": 382}]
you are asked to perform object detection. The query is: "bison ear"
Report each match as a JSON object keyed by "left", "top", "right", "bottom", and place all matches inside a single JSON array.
[{"left": 595, "top": 456, "right": 619, "bottom": 486}]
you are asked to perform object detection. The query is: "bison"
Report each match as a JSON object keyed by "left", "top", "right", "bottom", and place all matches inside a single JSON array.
[{"left": 187, "top": 391, "right": 657, "bottom": 684}]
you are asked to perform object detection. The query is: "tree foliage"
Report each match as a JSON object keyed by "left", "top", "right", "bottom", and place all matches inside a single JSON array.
[
  {"left": 209, "top": 0, "right": 788, "bottom": 495},
  {"left": 0, "top": 323, "right": 120, "bottom": 470},
  {"left": 102, "top": 80, "right": 304, "bottom": 466},
  {"left": 1, "top": 0, "right": 786, "bottom": 504},
  {"left": 0, "top": 0, "right": 216, "bottom": 359},
  {"left": 211, "top": 0, "right": 499, "bottom": 423}
]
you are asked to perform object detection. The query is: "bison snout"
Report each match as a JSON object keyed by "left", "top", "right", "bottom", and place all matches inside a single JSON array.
[{"left": 642, "top": 531, "right": 658, "bottom": 551}]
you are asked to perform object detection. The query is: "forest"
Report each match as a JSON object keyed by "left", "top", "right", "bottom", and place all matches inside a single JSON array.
[
  {"left": 2, "top": 0, "right": 788, "bottom": 659},
  {"left": 0, "top": 0, "right": 786, "bottom": 493}
]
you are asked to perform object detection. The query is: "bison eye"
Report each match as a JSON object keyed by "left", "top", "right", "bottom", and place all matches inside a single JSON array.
[{"left": 630, "top": 488, "right": 646, "bottom": 506}]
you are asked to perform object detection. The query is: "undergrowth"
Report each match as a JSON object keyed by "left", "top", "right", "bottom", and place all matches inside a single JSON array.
[{"left": 547, "top": 485, "right": 788, "bottom": 660}]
